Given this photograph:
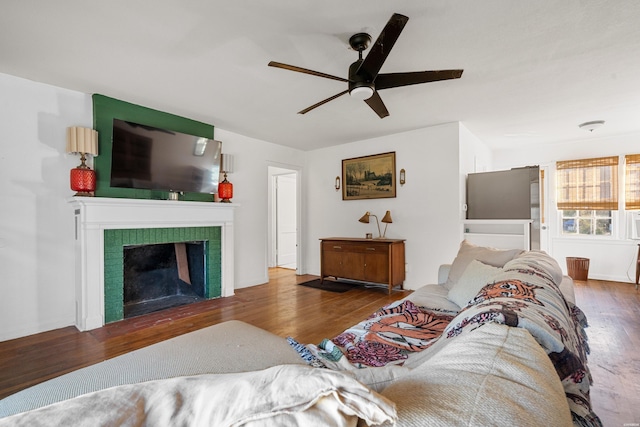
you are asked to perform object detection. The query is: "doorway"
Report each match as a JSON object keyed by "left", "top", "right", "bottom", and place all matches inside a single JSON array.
[{"left": 268, "top": 166, "right": 299, "bottom": 272}]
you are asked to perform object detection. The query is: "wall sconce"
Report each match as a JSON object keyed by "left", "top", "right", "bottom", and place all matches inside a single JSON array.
[
  {"left": 66, "top": 127, "right": 98, "bottom": 196},
  {"left": 335, "top": 176, "right": 341, "bottom": 191},
  {"left": 218, "top": 153, "right": 234, "bottom": 202},
  {"left": 358, "top": 210, "right": 393, "bottom": 238},
  {"left": 399, "top": 168, "right": 406, "bottom": 186}
]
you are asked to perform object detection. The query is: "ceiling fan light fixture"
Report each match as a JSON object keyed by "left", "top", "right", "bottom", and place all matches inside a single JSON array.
[
  {"left": 578, "top": 120, "right": 605, "bottom": 132},
  {"left": 350, "top": 86, "right": 374, "bottom": 100}
]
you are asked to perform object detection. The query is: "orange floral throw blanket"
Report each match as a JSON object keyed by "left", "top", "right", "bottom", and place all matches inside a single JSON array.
[{"left": 292, "top": 300, "right": 455, "bottom": 369}]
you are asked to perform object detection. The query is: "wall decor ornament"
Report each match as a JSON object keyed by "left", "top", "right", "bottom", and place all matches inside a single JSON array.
[{"left": 342, "top": 152, "right": 396, "bottom": 200}]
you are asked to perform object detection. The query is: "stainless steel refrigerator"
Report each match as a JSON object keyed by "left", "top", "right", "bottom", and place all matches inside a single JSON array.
[{"left": 466, "top": 166, "right": 540, "bottom": 250}]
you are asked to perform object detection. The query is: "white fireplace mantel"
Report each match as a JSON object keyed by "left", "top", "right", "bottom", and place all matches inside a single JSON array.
[{"left": 69, "top": 197, "right": 237, "bottom": 331}]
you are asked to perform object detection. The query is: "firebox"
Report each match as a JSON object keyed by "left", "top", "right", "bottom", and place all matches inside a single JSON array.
[{"left": 123, "top": 241, "right": 207, "bottom": 318}]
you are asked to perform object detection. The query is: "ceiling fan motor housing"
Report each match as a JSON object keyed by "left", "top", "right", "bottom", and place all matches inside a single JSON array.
[
  {"left": 348, "top": 60, "right": 374, "bottom": 100},
  {"left": 349, "top": 33, "right": 372, "bottom": 52}
]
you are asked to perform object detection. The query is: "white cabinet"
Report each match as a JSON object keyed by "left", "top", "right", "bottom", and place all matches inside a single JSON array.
[{"left": 462, "top": 219, "right": 532, "bottom": 250}]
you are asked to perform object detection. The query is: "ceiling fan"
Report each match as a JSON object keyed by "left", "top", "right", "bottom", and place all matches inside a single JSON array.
[{"left": 268, "top": 13, "right": 463, "bottom": 118}]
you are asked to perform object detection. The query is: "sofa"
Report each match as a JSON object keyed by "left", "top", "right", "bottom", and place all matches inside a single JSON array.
[{"left": 0, "top": 241, "right": 601, "bottom": 427}]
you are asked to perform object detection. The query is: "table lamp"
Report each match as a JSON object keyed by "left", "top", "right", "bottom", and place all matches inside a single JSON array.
[
  {"left": 359, "top": 210, "right": 393, "bottom": 238},
  {"left": 66, "top": 127, "right": 98, "bottom": 196},
  {"left": 218, "top": 153, "right": 234, "bottom": 202}
]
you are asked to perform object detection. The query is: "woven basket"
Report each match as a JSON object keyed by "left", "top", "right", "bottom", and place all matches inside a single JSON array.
[{"left": 566, "top": 257, "right": 590, "bottom": 281}]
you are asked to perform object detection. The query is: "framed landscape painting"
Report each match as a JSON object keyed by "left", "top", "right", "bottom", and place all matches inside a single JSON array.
[{"left": 342, "top": 152, "right": 396, "bottom": 200}]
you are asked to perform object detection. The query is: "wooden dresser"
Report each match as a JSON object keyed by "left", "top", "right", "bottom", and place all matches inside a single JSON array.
[{"left": 320, "top": 237, "right": 405, "bottom": 294}]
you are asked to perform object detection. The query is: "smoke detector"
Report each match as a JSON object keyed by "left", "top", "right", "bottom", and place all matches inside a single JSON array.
[{"left": 578, "top": 120, "right": 605, "bottom": 132}]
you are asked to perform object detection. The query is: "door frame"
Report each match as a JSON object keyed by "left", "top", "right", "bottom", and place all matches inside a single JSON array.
[
  {"left": 267, "top": 162, "right": 302, "bottom": 274},
  {"left": 538, "top": 164, "right": 550, "bottom": 253}
]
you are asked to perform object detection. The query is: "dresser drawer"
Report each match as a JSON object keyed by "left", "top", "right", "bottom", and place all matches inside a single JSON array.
[{"left": 322, "top": 241, "right": 390, "bottom": 254}]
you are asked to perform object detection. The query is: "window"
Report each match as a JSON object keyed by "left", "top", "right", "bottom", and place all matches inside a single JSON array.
[
  {"left": 625, "top": 154, "right": 640, "bottom": 210},
  {"left": 556, "top": 156, "right": 619, "bottom": 210},
  {"left": 557, "top": 156, "right": 618, "bottom": 236},
  {"left": 561, "top": 210, "right": 612, "bottom": 236}
]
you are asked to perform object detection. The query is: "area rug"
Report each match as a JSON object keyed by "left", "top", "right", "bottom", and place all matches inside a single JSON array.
[{"left": 298, "top": 279, "right": 362, "bottom": 293}]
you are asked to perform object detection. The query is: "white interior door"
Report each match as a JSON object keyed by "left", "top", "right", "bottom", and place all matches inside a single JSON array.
[{"left": 276, "top": 173, "right": 297, "bottom": 269}]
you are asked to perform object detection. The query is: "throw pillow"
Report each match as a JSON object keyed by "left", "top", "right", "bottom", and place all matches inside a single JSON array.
[
  {"left": 447, "top": 259, "right": 502, "bottom": 307},
  {"left": 445, "top": 240, "right": 523, "bottom": 290}
]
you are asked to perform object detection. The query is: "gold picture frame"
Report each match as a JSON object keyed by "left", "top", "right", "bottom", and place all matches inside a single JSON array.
[{"left": 342, "top": 152, "right": 396, "bottom": 200}]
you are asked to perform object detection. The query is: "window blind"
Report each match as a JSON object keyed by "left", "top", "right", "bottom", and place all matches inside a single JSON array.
[
  {"left": 625, "top": 154, "right": 640, "bottom": 210},
  {"left": 556, "top": 156, "right": 619, "bottom": 210}
]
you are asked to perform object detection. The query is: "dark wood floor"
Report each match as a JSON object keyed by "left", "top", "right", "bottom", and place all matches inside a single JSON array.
[
  {"left": 0, "top": 269, "right": 638, "bottom": 425},
  {"left": 0, "top": 269, "right": 409, "bottom": 401},
  {"left": 572, "top": 279, "right": 640, "bottom": 425}
]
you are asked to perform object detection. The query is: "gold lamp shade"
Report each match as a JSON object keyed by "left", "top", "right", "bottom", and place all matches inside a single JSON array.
[{"left": 358, "top": 212, "right": 372, "bottom": 223}]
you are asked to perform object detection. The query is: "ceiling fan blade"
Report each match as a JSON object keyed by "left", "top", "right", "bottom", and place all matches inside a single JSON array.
[
  {"left": 357, "top": 13, "right": 409, "bottom": 81},
  {"left": 375, "top": 70, "right": 464, "bottom": 90},
  {"left": 298, "top": 90, "right": 349, "bottom": 114},
  {"left": 268, "top": 61, "right": 349, "bottom": 82},
  {"left": 364, "top": 91, "right": 389, "bottom": 119}
]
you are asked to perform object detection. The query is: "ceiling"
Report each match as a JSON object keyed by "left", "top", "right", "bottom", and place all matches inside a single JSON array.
[{"left": 2, "top": 1, "right": 640, "bottom": 151}]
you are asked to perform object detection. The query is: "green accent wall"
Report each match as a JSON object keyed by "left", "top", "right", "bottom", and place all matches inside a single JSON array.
[
  {"left": 103, "top": 226, "right": 221, "bottom": 323},
  {"left": 92, "top": 94, "right": 215, "bottom": 201}
]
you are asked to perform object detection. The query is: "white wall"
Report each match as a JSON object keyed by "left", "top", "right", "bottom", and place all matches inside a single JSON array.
[
  {"left": 0, "top": 73, "right": 92, "bottom": 341},
  {"left": 304, "top": 123, "right": 473, "bottom": 289},
  {"left": 209, "top": 128, "right": 305, "bottom": 289},
  {"left": 493, "top": 133, "right": 640, "bottom": 282}
]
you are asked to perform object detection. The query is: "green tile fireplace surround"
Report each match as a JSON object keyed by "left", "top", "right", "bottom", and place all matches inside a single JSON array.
[
  {"left": 69, "top": 197, "right": 236, "bottom": 331},
  {"left": 103, "top": 227, "right": 221, "bottom": 323}
]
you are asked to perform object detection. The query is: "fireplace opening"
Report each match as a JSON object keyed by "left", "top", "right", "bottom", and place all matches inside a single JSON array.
[{"left": 123, "top": 241, "right": 207, "bottom": 318}]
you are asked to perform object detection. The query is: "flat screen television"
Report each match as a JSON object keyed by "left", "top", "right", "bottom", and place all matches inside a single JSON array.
[{"left": 110, "top": 119, "right": 222, "bottom": 194}]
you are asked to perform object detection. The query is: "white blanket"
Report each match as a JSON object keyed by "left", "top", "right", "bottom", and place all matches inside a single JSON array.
[{"left": 0, "top": 365, "right": 396, "bottom": 427}]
